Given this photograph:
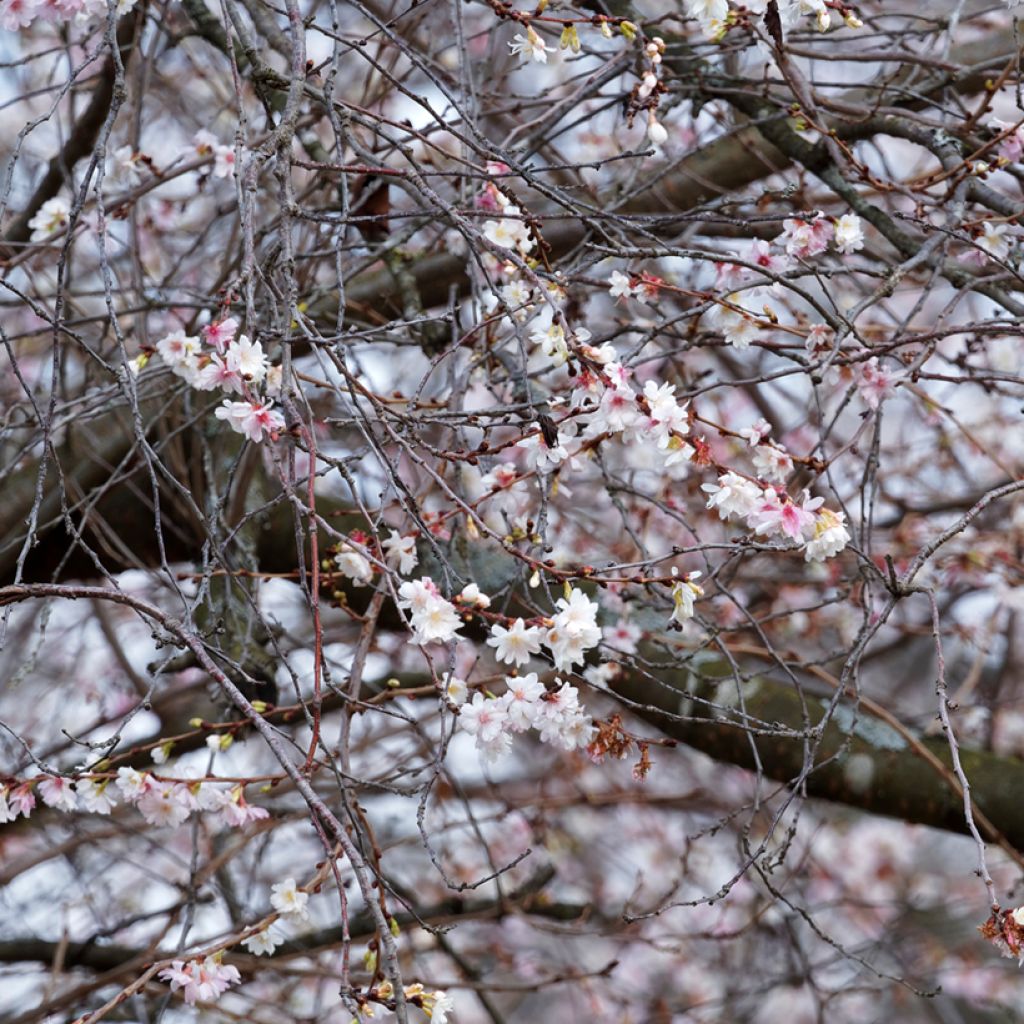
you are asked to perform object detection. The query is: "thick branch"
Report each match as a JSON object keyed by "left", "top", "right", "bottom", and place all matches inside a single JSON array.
[{"left": 612, "top": 658, "right": 1024, "bottom": 851}]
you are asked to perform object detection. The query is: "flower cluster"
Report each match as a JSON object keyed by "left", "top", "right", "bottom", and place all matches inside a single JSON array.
[
  {"left": 558, "top": 362, "right": 694, "bottom": 479},
  {"left": 457, "top": 674, "right": 594, "bottom": 763},
  {"left": 482, "top": 204, "right": 534, "bottom": 258},
  {"left": 487, "top": 587, "right": 602, "bottom": 671},
  {"left": 147, "top": 317, "right": 285, "bottom": 443},
  {"left": 637, "top": 36, "right": 669, "bottom": 145},
  {"left": 981, "top": 907, "right": 1024, "bottom": 966},
  {"left": 856, "top": 356, "right": 902, "bottom": 410},
  {"left": 159, "top": 955, "right": 241, "bottom": 1006},
  {"left": 334, "top": 535, "right": 375, "bottom": 586},
  {"left": 703, "top": 472, "right": 850, "bottom": 561},
  {"left": 397, "top": 577, "right": 463, "bottom": 644},
  {"left": 697, "top": 213, "right": 864, "bottom": 350}
]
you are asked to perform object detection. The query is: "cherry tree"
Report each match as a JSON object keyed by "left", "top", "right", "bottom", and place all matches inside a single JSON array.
[{"left": 3, "top": 0, "right": 1024, "bottom": 1020}]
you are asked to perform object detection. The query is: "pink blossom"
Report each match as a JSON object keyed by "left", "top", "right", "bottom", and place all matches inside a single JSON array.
[
  {"left": 993, "top": 119, "right": 1024, "bottom": 163},
  {"left": 38, "top": 775, "right": 78, "bottom": 812},
  {"left": 203, "top": 317, "right": 239, "bottom": 354},
  {"left": 748, "top": 490, "right": 822, "bottom": 541},
  {"left": 715, "top": 259, "right": 747, "bottom": 291},
  {"left": 214, "top": 399, "right": 286, "bottom": 443},
  {"left": 747, "top": 238, "right": 788, "bottom": 275},
  {"left": 160, "top": 956, "right": 241, "bottom": 1005},
  {"left": 136, "top": 782, "right": 194, "bottom": 827},
  {"left": 195, "top": 355, "right": 244, "bottom": 394},
  {"left": 219, "top": 786, "right": 270, "bottom": 827},
  {"left": 8, "top": 783, "right": 35, "bottom": 818},
  {"left": 779, "top": 215, "right": 834, "bottom": 259},
  {"left": 0, "top": 0, "right": 38, "bottom": 31},
  {"left": 856, "top": 357, "right": 900, "bottom": 410},
  {"left": 213, "top": 146, "right": 237, "bottom": 179},
  {"left": 459, "top": 692, "right": 509, "bottom": 744}
]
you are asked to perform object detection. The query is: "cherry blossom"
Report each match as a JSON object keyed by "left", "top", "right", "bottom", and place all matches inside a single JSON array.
[
  {"left": 487, "top": 618, "right": 544, "bottom": 666},
  {"left": 647, "top": 114, "right": 669, "bottom": 148},
  {"left": 218, "top": 786, "right": 270, "bottom": 827},
  {"left": 508, "top": 26, "right": 555, "bottom": 63},
  {"left": 482, "top": 208, "right": 533, "bottom": 254},
  {"left": 116, "top": 766, "right": 153, "bottom": 799},
  {"left": 704, "top": 296, "right": 761, "bottom": 349},
  {"left": 27, "top": 197, "right": 69, "bottom": 240},
  {"left": 606, "top": 270, "right": 630, "bottom": 299},
  {"left": 534, "top": 681, "right": 594, "bottom": 750},
  {"left": 856, "top": 357, "right": 901, "bottom": 410},
  {"left": 77, "top": 779, "right": 117, "bottom": 815},
  {"left": 243, "top": 928, "right": 280, "bottom": 955},
  {"left": 160, "top": 956, "right": 241, "bottom": 1005},
  {"left": 518, "top": 430, "right": 569, "bottom": 472},
  {"left": 752, "top": 443, "right": 794, "bottom": 483},
  {"left": 397, "top": 578, "right": 463, "bottom": 644},
  {"left": 214, "top": 399, "right": 286, "bottom": 443},
  {"left": 194, "top": 354, "right": 244, "bottom": 394},
  {"left": 804, "top": 508, "right": 851, "bottom": 562},
  {"left": 203, "top": 317, "right": 239, "bottom": 353},
  {"left": 446, "top": 675, "right": 469, "bottom": 705},
  {"left": 335, "top": 542, "right": 374, "bottom": 586},
  {"left": 271, "top": 877, "right": 311, "bottom": 920},
  {"left": 136, "top": 781, "right": 194, "bottom": 827},
  {"left": 833, "top": 213, "right": 865, "bottom": 254},
  {"left": 383, "top": 531, "right": 419, "bottom": 574},
  {"left": 458, "top": 583, "right": 490, "bottom": 608},
  {"left": 1, "top": 0, "right": 38, "bottom": 30},
  {"left": 978, "top": 221, "right": 1011, "bottom": 262},
  {"left": 749, "top": 490, "right": 823, "bottom": 542},
  {"left": 226, "top": 335, "right": 268, "bottom": 382},
  {"left": 603, "top": 618, "right": 642, "bottom": 654},
  {"left": 779, "top": 215, "right": 834, "bottom": 259},
  {"left": 37, "top": 775, "right": 78, "bottom": 811},
  {"left": 684, "top": 0, "right": 728, "bottom": 36},
  {"left": 702, "top": 472, "right": 762, "bottom": 520},
  {"left": 670, "top": 572, "right": 704, "bottom": 624},
  {"left": 459, "top": 692, "right": 510, "bottom": 745},
  {"left": 499, "top": 672, "right": 545, "bottom": 730}
]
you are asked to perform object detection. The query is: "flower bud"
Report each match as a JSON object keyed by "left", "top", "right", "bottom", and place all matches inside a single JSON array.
[{"left": 647, "top": 113, "right": 668, "bottom": 147}]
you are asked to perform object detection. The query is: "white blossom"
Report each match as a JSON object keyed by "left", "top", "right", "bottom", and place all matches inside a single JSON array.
[
  {"left": 487, "top": 618, "right": 544, "bottom": 666},
  {"left": 833, "top": 213, "right": 865, "bottom": 254},
  {"left": 243, "top": 929, "right": 280, "bottom": 956},
  {"left": 702, "top": 472, "right": 762, "bottom": 520},
  {"left": 804, "top": 508, "right": 851, "bottom": 561},
  {"left": 28, "top": 197, "right": 70, "bottom": 241},
  {"left": 509, "top": 26, "right": 555, "bottom": 63},
  {"left": 271, "top": 878, "right": 310, "bottom": 920},
  {"left": 335, "top": 543, "right": 373, "bottom": 586}
]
